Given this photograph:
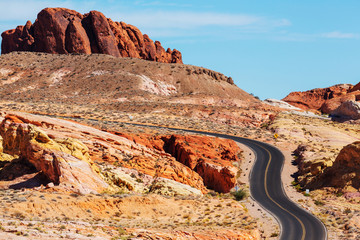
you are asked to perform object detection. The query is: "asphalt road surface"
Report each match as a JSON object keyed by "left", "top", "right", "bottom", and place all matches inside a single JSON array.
[
  {"left": 182, "top": 129, "right": 327, "bottom": 240},
  {"left": 123, "top": 124, "right": 327, "bottom": 240}
]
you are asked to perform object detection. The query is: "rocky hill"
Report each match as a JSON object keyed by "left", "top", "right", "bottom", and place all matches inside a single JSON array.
[
  {"left": 0, "top": 51, "right": 271, "bottom": 129},
  {"left": 1, "top": 8, "right": 182, "bottom": 63}
]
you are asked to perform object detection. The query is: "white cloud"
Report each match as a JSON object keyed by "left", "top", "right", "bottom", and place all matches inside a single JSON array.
[
  {"left": 0, "top": 1, "right": 291, "bottom": 40},
  {"left": 113, "top": 11, "right": 261, "bottom": 28},
  {"left": 321, "top": 31, "right": 360, "bottom": 39},
  {"left": 134, "top": 1, "right": 192, "bottom": 8}
]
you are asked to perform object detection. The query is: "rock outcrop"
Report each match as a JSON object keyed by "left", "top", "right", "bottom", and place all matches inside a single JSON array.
[
  {"left": 320, "top": 93, "right": 357, "bottom": 114},
  {"left": 0, "top": 112, "right": 243, "bottom": 195},
  {"left": 303, "top": 141, "right": 360, "bottom": 191},
  {"left": 117, "top": 132, "right": 241, "bottom": 193},
  {"left": 1, "top": 8, "right": 182, "bottom": 63},
  {"left": 282, "top": 84, "right": 352, "bottom": 112},
  {"left": 0, "top": 115, "right": 108, "bottom": 194},
  {"left": 331, "top": 100, "right": 360, "bottom": 120}
]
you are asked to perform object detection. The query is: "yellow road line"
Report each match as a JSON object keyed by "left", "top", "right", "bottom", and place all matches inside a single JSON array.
[{"left": 257, "top": 143, "right": 306, "bottom": 240}]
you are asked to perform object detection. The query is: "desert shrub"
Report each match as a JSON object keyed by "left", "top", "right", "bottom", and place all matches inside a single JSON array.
[
  {"left": 314, "top": 200, "right": 325, "bottom": 206},
  {"left": 232, "top": 189, "right": 247, "bottom": 201}
]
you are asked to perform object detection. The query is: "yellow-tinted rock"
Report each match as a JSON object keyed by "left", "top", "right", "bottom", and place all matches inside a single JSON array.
[{"left": 0, "top": 118, "right": 108, "bottom": 194}]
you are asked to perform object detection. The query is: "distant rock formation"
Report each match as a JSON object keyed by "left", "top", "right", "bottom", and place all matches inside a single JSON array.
[
  {"left": 1, "top": 8, "right": 182, "bottom": 63},
  {"left": 282, "top": 84, "right": 352, "bottom": 112},
  {"left": 331, "top": 100, "right": 360, "bottom": 120},
  {"left": 283, "top": 83, "right": 360, "bottom": 116}
]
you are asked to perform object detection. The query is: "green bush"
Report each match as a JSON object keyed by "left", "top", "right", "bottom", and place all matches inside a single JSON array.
[{"left": 232, "top": 189, "right": 247, "bottom": 201}]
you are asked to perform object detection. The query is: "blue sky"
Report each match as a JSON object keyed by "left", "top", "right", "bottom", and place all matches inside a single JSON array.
[{"left": 1, "top": 0, "right": 360, "bottom": 100}]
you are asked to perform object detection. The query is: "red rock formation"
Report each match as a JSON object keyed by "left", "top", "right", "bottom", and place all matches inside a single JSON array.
[
  {"left": 0, "top": 115, "right": 108, "bottom": 194},
  {"left": 1, "top": 112, "right": 207, "bottom": 194},
  {"left": 332, "top": 100, "right": 360, "bottom": 120},
  {"left": 320, "top": 93, "right": 356, "bottom": 114},
  {"left": 117, "top": 132, "right": 241, "bottom": 193},
  {"left": 1, "top": 8, "right": 182, "bottom": 63},
  {"left": 282, "top": 84, "right": 352, "bottom": 111},
  {"left": 350, "top": 82, "right": 360, "bottom": 93}
]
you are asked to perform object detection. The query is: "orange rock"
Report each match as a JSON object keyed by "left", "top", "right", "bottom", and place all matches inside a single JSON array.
[
  {"left": 0, "top": 118, "right": 108, "bottom": 194},
  {"left": 349, "top": 82, "right": 360, "bottom": 93},
  {"left": 282, "top": 84, "right": 352, "bottom": 111},
  {"left": 119, "top": 133, "right": 241, "bottom": 193},
  {"left": 1, "top": 7, "right": 182, "bottom": 63},
  {"left": 3, "top": 115, "right": 24, "bottom": 124},
  {"left": 1, "top": 112, "right": 240, "bottom": 194},
  {"left": 162, "top": 135, "right": 240, "bottom": 193},
  {"left": 320, "top": 93, "right": 356, "bottom": 114}
]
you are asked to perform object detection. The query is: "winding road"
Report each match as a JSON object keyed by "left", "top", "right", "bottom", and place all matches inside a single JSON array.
[
  {"left": 123, "top": 123, "right": 327, "bottom": 240},
  {"left": 43, "top": 113, "right": 327, "bottom": 240}
]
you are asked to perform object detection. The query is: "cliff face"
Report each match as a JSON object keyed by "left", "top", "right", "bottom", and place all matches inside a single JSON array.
[{"left": 1, "top": 8, "right": 182, "bottom": 63}]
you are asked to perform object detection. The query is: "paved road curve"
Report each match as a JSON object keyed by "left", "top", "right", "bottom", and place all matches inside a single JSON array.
[{"left": 183, "top": 130, "right": 327, "bottom": 240}]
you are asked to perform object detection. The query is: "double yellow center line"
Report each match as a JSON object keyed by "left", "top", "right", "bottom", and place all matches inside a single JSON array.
[{"left": 257, "top": 143, "right": 306, "bottom": 240}]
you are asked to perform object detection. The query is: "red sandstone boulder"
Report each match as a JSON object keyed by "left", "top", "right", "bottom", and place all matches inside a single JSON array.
[
  {"left": 33, "top": 8, "right": 84, "bottom": 54},
  {"left": 83, "top": 11, "right": 121, "bottom": 57},
  {"left": 1, "top": 8, "right": 182, "bottom": 64},
  {"left": 65, "top": 18, "right": 91, "bottom": 54},
  {"left": 320, "top": 92, "right": 356, "bottom": 114},
  {"left": 282, "top": 84, "right": 352, "bottom": 111},
  {"left": 1, "top": 21, "right": 34, "bottom": 53},
  {"left": 350, "top": 82, "right": 360, "bottom": 93},
  {"left": 331, "top": 100, "right": 360, "bottom": 120}
]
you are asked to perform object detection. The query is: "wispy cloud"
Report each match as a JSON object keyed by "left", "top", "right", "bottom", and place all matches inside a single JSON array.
[
  {"left": 115, "top": 11, "right": 262, "bottom": 28},
  {"left": 107, "top": 10, "right": 291, "bottom": 39},
  {"left": 134, "top": 1, "right": 193, "bottom": 8},
  {"left": 321, "top": 31, "right": 360, "bottom": 39}
]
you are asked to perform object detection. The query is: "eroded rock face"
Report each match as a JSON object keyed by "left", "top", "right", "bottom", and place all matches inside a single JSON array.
[
  {"left": 1, "top": 8, "right": 182, "bottom": 63},
  {"left": 162, "top": 135, "right": 240, "bottom": 193},
  {"left": 0, "top": 115, "right": 108, "bottom": 194},
  {"left": 0, "top": 112, "right": 241, "bottom": 195},
  {"left": 117, "top": 132, "right": 241, "bottom": 193},
  {"left": 282, "top": 84, "right": 352, "bottom": 112},
  {"left": 331, "top": 100, "right": 360, "bottom": 120},
  {"left": 304, "top": 141, "right": 360, "bottom": 191}
]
